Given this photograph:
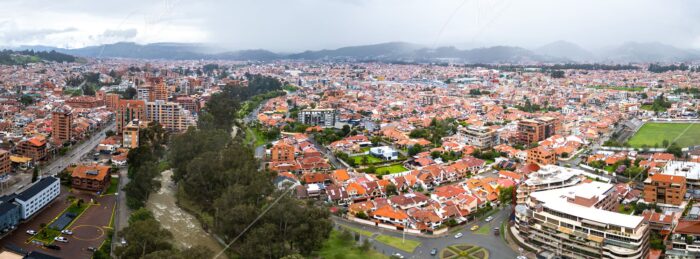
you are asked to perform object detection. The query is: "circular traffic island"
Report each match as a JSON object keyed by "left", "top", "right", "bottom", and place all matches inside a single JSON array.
[{"left": 440, "top": 244, "right": 489, "bottom": 259}]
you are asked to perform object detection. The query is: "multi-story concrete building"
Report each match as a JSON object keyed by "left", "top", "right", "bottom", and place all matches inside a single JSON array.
[
  {"left": 517, "top": 117, "right": 559, "bottom": 145},
  {"left": 14, "top": 177, "right": 60, "bottom": 219},
  {"left": 148, "top": 76, "right": 169, "bottom": 101},
  {"left": 643, "top": 174, "right": 686, "bottom": 206},
  {"left": 116, "top": 100, "right": 146, "bottom": 134},
  {"left": 122, "top": 120, "right": 141, "bottom": 149},
  {"left": 71, "top": 164, "right": 111, "bottom": 192},
  {"left": 658, "top": 161, "right": 700, "bottom": 189},
  {"left": 16, "top": 136, "right": 48, "bottom": 162},
  {"left": 270, "top": 142, "right": 295, "bottom": 162},
  {"left": 299, "top": 108, "right": 336, "bottom": 128},
  {"left": 515, "top": 165, "right": 584, "bottom": 204},
  {"left": 667, "top": 220, "right": 700, "bottom": 258},
  {"left": 51, "top": 107, "right": 72, "bottom": 146},
  {"left": 514, "top": 181, "right": 649, "bottom": 259},
  {"left": 527, "top": 146, "right": 557, "bottom": 165},
  {"left": 458, "top": 125, "right": 499, "bottom": 149},
  {"left": 145, "top": 100, "right": 196, "bottom": 132},
  {"left": 0, "top": 149, "right": 10, "bottom": 176}
]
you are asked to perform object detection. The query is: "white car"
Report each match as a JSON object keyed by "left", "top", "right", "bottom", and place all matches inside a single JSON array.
[
  {"left": 54, "top": 236, "right": 68, "bottom": 243},
  {"left": 61, "top": 229, "right": 73, "bottom": 235},
  {"left": 393, "top": 253, "right": 404, "bottom": 259},
  {"left": 454, "top": 232, "right": 463, "bottom": 239},
  {"left": 485, "top": 216, "right": 493, "bottom": 222},
  {"left": 26, "top": 230, "right": 36, "bottom": 235}
]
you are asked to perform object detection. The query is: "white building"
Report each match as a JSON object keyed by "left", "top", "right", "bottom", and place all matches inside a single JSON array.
[
  {"left": 516, "top": 164, "right": 584, "bottom": 204},
  {"left": 14, "top": 177, "right": 60, "bottom": 220},
  {"left": 515, "top": 181, "right": 649, "bottom": 258},
  {"left": 458, "top": 125, "right": 499, "bottom": 149},
  {"left": 298, "top": 108, "right": 336, "bottom": 128},
  {"left": 370, "top": 146, "right": 399, "bottom": 160},
  {"left": 660, "top": 161, "right": 700, "bottom": 189}
]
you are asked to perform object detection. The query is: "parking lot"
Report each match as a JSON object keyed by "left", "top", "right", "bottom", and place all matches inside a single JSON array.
[{"left": 0, "top": 185, "right": 117, "bottom": 258}]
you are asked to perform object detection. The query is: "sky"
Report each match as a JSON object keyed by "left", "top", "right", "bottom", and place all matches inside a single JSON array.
[{"left": 1, "top": 0, "right": 699, "bottom": 52}]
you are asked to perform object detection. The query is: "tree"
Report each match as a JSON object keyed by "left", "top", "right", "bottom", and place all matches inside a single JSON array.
[
  {"left": 498, "top": 186, "right": 514, "bottom": 205},
  {"left": 667, "top": 143, "right": 683, "bottom": 158},
  {"left": 408, "top": 144, "right": 423, "bottom": 156},
  {"left": 123, "top": 86, "right": 137, "bottom": 100},
  {"left": 105, "top": 130, "right": 116, "bottom": 137},
  {"left": 20, "top": 94, "right": 34, "bottom": 106},
  {"left": 32, "top": 167, "right": 39, "bottom": 182},
  {"left": 359, "top": 239, "right": 371, "bottom": 252},
  {"left": 386, "top": 183, "right": 398, "bottom": 196}
]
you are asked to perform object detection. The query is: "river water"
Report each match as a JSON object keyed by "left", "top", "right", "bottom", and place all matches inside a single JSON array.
[{"left": 146, "top": 169, "right": 223, "bottom": 252}]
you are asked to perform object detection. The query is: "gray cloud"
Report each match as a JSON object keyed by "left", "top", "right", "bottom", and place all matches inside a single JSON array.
[{"left": 1, "top": 0, "right": 699, "bottom": 51}]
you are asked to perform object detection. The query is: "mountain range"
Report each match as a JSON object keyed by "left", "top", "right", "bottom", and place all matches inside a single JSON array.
[{"left": 9, "top": 41, "right": 700, "bottom": 63}]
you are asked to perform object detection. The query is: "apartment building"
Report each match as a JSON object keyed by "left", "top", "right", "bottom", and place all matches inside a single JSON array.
[
  {"left": 515, "top": 165, "right": 583, "bottom": 204},
  {"left": 517, "top": 117, "right": 559, "bottom": 145},
  {"left": 71, "top": 164, "right": 111, "bottom": 192},
  {"left": 659, "top": 161, "right": 700, "bottom": 189},
  {"left": 527, "top": 146, "right": 557, "bottom": 165},
  {"left": 515, "top": 181, "right": 649, "bottom": 259},
  {"left": 270, "top": 142, "right": 295, "bottom": 162},
  {"left": 145, "top": 100, "right": 196, "bottom": 132},
  {"left": 16, "top": 137, "right": 48, "bottom": 162},
  {"left": 299, "top": 108, "right": 336, "bottom": 128},
  {"left": 51, "top": 107, "right": 72, "bottom": 146},
  {"left": 116, "top": 100, "right": 146, "bottom": 134},
  {"left": 14, "top": 177, "right": 60, "bottom": 219},
  {"left": 0, "top": 149, "right": 10, "bottom": 176},
  {"left": 667, "top": 220, "right": 700, "bottom": 258},
  {"left": 643, "top": 174, "right": 686, "bottom": 206},
  {"left": 458, "top": 125, "right": 499, "bottom": 149},
  {"left": 122, "top": 120, "right": 141, "bottom": 149},
  {"left": 148, "top": 76, "right": 169, "bottom": 101}
]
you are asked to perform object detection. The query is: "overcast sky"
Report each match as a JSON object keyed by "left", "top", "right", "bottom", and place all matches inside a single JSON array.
[{"left": 1, "top": 0, "right": 699, "bottom": 52}]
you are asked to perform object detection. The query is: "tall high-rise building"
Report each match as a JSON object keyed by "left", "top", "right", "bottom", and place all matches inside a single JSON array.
[
  {"left": 0, "top": 149, "right": 10, "bottom": 176},
  {"left": 517, "top": 117, "right": 559, "bottom": 145},
  {"left": 51, "top": 107, "right": 73, "bottom": 146},
  {"left": 145, "top": 100, "right": 196, "bottom": 132},
  {"left": 148, "top": 76, "right": 169, "bottom": 101},
  {"left": 116, "top": 100, "right": 146, "bottom": 134}
]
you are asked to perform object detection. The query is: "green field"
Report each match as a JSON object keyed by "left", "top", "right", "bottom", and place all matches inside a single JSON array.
[
  {"left": 374, "top": 164, "right": 409, "bottom": 175},
  {"left": 587, "top": 85, "right": 645, "bottom": 92},
  {"left": 316, "top": 231, "right": 389, "bottom": 259},
  {"left": 628, "top": 123, "right": 700, "bottom": 148},
  {"left": 351, "top": 154, "right": 383, "bottom": 165},
  {"left": 375, "top": 234, "right": 421, "bottom": 253}
]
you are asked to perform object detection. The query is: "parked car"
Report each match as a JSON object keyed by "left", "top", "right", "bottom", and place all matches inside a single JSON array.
[
  {"left": 494, "top": 227, "right": 500, "bottom": 236},
  {"left": 54, "top": 236, "right": 68, "bottom": 243},
  {"left": 470, "top": 225, "right": 480, "bottom": 231},
  {"left": 485, "top": 216, "right": 493, "bottom": 222},
  {"left": 87, "top": 247, "right": 97, "bottom": 252},
  {"left": 392, "top": 253, "right": 404, "bottom": 259},
  {"left": 61, "top": 229, "right": 73, "bottom": 235},
  {"left": 26, "top": 230, "right": 36, "bottom": 235},
  {"left": 454, "top": 233, "right": 463, "bottom": 239},
  {"left": 120, "top": 238, "right": 127, "bottom": 245},
  {"left": 430, "top": 248, "right": 438, "bottom": 256},
  {"left": 44, "top": 244, "right": 61, "bottom": 250}
]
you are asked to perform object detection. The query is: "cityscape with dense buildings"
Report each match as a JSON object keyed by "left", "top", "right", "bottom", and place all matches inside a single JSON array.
[{"left": 0, "top": 1, "right": 699, "bottom": 259}]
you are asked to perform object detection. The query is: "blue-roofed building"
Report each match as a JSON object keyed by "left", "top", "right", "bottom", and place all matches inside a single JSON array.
[
  {"left": 0, "top": 199, "right": 19, "bottom": 233},
  {"left": 14, "top": 177, "right": 60, "bottom": 220}
]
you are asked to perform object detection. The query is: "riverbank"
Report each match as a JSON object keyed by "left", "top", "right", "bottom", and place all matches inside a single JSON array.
[{"left": 146, "top": 170, "right": 223, "bottom": 252}]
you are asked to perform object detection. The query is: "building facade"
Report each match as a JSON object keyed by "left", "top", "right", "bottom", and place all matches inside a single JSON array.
[
  {"left": 527, "top": 146, "right": 557, "bottom": 165},
  {"left": 517, "top": 117, "right": 559, "bottom": 145},
  {"left": 51, "top": 107, "right": 73, "bottom": 146},
  {"left": 299, "top": 108, "right": 336, "bottom": 128},
  {"left": 643, "top": 174, "right": 686, "bottom": 206},
  {"left": 14, "top": 177, "right": 60, "bottom": 219},
  {"left": 515, "top": 165, "right": 583, "bottom": 204},
  {"left": 71, "top": 164, "right": 111, "bottom": 192},
  {"left": 122, "top": 120, "right": 141, "bottom": 149},
  {"left": 145, "top": 100, "right": 196, "bottom": 132},
  {"left": 116, "top": 100, "right": 146, "bottom": 134},
  {"left": 514, "top": 181, "right": 649, "bottom": 259},
  {"left": 0, "top": 149, "right": 10, "bottom": 176},
  {"left": 459, "top": 125, "right": 499, "bottom": 149}
]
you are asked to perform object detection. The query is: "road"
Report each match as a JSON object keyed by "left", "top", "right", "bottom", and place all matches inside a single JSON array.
[
  {"left": 334, "top": 206, "right": 518, "bottom": 259},
  {"left": 0, "top": 122, "right": 115, "bottom": 196},
  {"left": 308, "top": 135, "right": 346, "bottom": 169}
]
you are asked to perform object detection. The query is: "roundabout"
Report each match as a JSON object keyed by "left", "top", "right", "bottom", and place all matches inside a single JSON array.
[
  {"left": 70, "top": 225, "right": 105, "bottom": 241},
  {"left": 440, "top": 244, "right": 489, "bottom": 259}
]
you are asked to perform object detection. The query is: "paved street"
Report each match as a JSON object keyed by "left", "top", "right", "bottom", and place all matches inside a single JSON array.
[{"left": 334, "top": 206, "right": 518, "bottom": 259}]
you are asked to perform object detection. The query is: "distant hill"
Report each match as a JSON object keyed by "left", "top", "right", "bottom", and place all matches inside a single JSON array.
[
  {"left": 535, "top": 41, "right": 595, "bottom": 62},
  {"left": 10, "top": 41, "right": 700, "bottom": 63},
  {"left": 0, "top": 49, "right": 77, "bottom": 65},
  {"left": 599, "top": 42, "right": 700, "bottom": 63}
]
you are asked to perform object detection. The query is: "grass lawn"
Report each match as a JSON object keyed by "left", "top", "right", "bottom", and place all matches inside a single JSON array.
[
  {"left": 588, "top": 85, "right": 645, "bottom": 92},
  {"left": 339, "top": 225, "right": 374, "bottom": 237},
  {"left": 245, "top": 127, "right": 267, "bottom": 147},
  {"left": 474, "top": 224, "right": 491, "bottom": 235},
  {"left": 627, "top": 123, "right": 700, "bottom": 148},
  {"left": 640, "top": 104, "right": 664, "bottom": 112},
  {"left": 66, "top": 201, "right": 89, "bottom": 215},
  {"left": 373, "top": 164, "right": 409, "bottom": 175},
  {"left": 350, "top": 154, "right": 383, "bottom": 165},
  {"left": 33, "top": 228, "right": 61, "bottom": 244},
  {"left": 618, "top": 204, "right": 634, "bottom": 214},
  {"left": 604, "top": 165, "right": 615, "bottom": 173},
  {"left": 317, "top": 231, "right": 389, "bottom": 259},
  {"left": 105, "top": 177, "right": 119, "bottom": 195},
  {"left": 375, "top": 234, "right": 421, "bottom": 253},
  {"left": 360, "top": 146, "right": 372, "bottom": 153}
]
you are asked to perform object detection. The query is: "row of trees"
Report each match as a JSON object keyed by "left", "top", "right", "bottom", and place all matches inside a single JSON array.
[
  {"left": 169, "top": 77, "right": 332, "bottom": 258},
  {"left": 123, "top": 123, "right": 169, "bottom": 209},
  {"left": 115, "top": 208, "right": 212, "bottom": 258}
]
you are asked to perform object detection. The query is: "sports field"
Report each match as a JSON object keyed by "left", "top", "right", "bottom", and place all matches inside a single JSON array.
[{"left": 627, "top": 122, "right": 700, "bottom": 148}]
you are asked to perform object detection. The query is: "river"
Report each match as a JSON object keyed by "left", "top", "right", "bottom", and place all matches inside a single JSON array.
[{"left": 146, "top": 169, "right": 223, "bottom": 252}]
